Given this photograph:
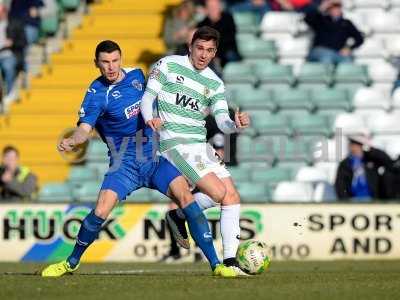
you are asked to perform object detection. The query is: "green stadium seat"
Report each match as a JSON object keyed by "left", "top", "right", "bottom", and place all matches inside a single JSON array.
[
  {"left": 233, "top": 12, "right": 258, "bottom": 33},
  {"left": 278, "top": 110, "right": 310, "bottom": 119},
  {"left": 273, "top": 138, "right": 312, "bottom": 164},
  {"left": 311, "top": 88, "right": 351, "bottom": 111},
  {"left": 86, "top": 139, "right": 108, "bottom": 162},
  {"left": 237, "top": 135, "right": 274, "bottom": 163},
  {"left": 40, "top": 15, "right": 60, "bottom": 36},
  {"left": 234, "top": 87, "right": 276, "bottom": 111},
  {"left": 236, "top": 182, "right": 270, "bottom": 203},
  {"left": 238, "top": 161, "right": 271, "bottom": 169},
  {"left": 255, "top": 64, "right": 295, "bottom": 87},
  {"left": 238, "top": 39, "right": 277, "bottom": 61},
  {"left": 67, "top": 166, "right": 98, "bottom": 187},
  {"left": 251, "top": 167, "right": 293, "bottom": 187},
  {"left": 291, "top": 115, "right": 332, "bottom": 137},
  {"left": 297, "top": 63, "right": 333, "bottom": 86},
  {"left": 251, "top": 113, "right": 291, "bottom": 135},
  {"left": 334, "top": 64, "right": 370, "bottom": 85},
  {"left": 148, "top": 190, "right": 170, "bottom": 203},
  {"left": 223, "top": 62, "right": 257, "bottom": 85},
  {"left": 38, "top": 183, "right": 73, "bottom": 202},
  {"left": 60, "top": 0, "right": 80, "bottom": 10},
  {"left": 273, "top": 161, "right": 307, "bottom": 172},
  {"left": 272, "top": 89, "right": 313, "bottom": 112},
  {"left": 126, "top": 188, "right": 151, "bottom": 203},
  {"left": 227, "top": 166, "right": 251, "bottom": 182},
  {"left": 87, "top": 162, "right": 109, "bottom": 180},
  {"left": 73, "top": 181, "right": 101, "bottom": 202}
]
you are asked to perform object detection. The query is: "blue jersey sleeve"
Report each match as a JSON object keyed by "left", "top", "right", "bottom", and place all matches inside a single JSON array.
[{"left": 78, "top": 88, "right": 105, "bottom": 127}]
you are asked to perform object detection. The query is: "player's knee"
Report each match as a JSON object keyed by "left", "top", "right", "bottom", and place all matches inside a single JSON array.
[
  {"left": 223, "top": 188, "right": 240, "bottom": 205},
  {"left": 94, "top": 207, "right": 109, "bottom": 219},
  {"left": 210, "top": 184, "right": 226, "bottom": 203}
]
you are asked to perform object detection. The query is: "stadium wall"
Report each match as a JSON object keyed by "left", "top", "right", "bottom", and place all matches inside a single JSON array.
[{"left": 0, "top": 203, "right": 399, "bottom": 262}]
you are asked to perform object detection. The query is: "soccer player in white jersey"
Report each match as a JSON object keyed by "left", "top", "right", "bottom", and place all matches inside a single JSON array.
[{"left": 141, "top": 26, "right": 250, "bottom": 275}]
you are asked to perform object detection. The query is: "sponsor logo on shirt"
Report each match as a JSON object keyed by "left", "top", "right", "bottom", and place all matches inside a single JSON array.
[
  {"left": 79, "top": 107, "right": 85, "bottom": 118},
  {"left": 124, "top": 103, "right": 140, "bottom": 119},
  {"left": 132, "top": 79, "right": 143, "bottom": 91},
  {"left": 176, "top": 75, "right": 185, "bottom": 84},
  {"left": 175, "top": 93, "right": 199, "bottom": 111},
  {"left": 87, "top": 88, "right": 96, "bottom": 94},
  {"left": 204, "top": 87, "right": 210, "bottom": 97}
]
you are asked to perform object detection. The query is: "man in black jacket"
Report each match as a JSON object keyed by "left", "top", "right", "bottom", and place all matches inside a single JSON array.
[
  {"left": 197, "top": 0, "right": 241, "bottom": 67},
  {"left": 335, "top": 135, "right": 396, "bottom": 201},
  {"left": 305, "top": 0, "right": 364, "bottom": 64}
]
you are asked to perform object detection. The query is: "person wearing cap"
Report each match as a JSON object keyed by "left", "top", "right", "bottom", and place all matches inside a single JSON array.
[
  {"left": 335, "top": 134, "right": 396, "bottom": 201},
  {"left": 305, "top": 0, "right": 364, "bottom": 64}
]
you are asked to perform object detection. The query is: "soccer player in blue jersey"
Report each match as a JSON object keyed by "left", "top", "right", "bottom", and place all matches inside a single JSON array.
[{"left": 41, "top": 40, "right": 235, "bottom": 277}]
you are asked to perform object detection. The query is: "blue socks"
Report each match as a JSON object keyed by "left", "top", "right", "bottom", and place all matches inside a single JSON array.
[
  {"left": 67, "top": 210, "right": 104, "bottom": 268},
  {"left": 182, "top": 201, "right": 220, "bottom": 269}
]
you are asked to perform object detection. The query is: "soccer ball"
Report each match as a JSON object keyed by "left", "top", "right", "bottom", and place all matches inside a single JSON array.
[{"left": 236, "top": 240, "right": 270, "bottom": 275}]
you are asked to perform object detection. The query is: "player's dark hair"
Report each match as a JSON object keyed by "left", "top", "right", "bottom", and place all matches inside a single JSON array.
[
  {"left": 2, "top": 145, "right": 19, "bottom": 156},
  {"left": 95, "top": 40, "right": 121, "bottom": 60},
  {"left": 191, "top": 26, "right": 220, "bottom": 48}
]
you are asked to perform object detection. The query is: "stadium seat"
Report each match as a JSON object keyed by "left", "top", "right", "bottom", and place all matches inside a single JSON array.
[
  {"left": 251, "top": 113, "right": 291, "bottom": 136},
  {"left": 60, "top": 0, "right": 80, "bottom": 10},
  {"left": 239, "top": 136, "right": 276, "bottom": 163},
  {"left": 343, "top": 11, "right": 371, "bottom": 36},
  {"left": 351, "top": 0, "right": 390, "bottom": 10},
  {"left": 250, "top": 167, "right": 293, "bottom": 187},
  {"left": 353, "top": 38, "right": 386, "bottom": 60},
  {"left": 234, "top": 87, "right": 276, "bottom": 111},
  {"left": 232, "top": 12, "right": 258, "bottom": 33},
  {"left": 228, "top": 166, "right": 252, "bottom": 182},
  {"left": 238, "top": 39, "right": 277, "bottom": 62},
  {"left": 272, "top": 88, "right": 313, "bottom": 112},
  {"left": 38, "top": 183, "right": 73, "bottom": 202},
  {"left": 86, "top": 139, "right": 108, "bottom": 162},
  {"left": 365, "top": 12, "right": 400, "bottom": 34},
  {"left": 312, "top": 137, "right": 348, "bottom": 163},
  {"left": 236, "top": 182, "right": 270, "bottom": 203},
  {"left": 272, "top": 181, "right": 314, "bottom": 202},
  {"left": 223, "top": 62, "right": 257, "bottom": 85},
  {"left": 367, "top": 113, "right": 400, "bottom": 135},
  {"left": 291, "top": 115, "right": 332, "bottom": 137},
  {"left": 311, "top": 88, "right": 351, "bottom": 111},
  {"left": 255, "top": 64, "right": 295, "bottom": 87},
  {"left": 333, "top": 113, "right": 367, "bottom": 135},
  {"left": 352, "top": 87, "right": 391, "bottom": 110},
  {"left": 295, "top": 166, "right": 329, "bottom": 183},
  {"left": 67, "top": 166, "right": 98, "bottom": 187},
  {"left": 225, "top": 83, "right": 254, "bottom": 104},
  {"left": 296, "top": 63, "right": 333, "bottom": 87},
  {"left": 334, "top": 64, "right": 370, "bottom": 86},
  {"left": 87, "top": 162, "right": 109, "bottom": 180},
  {"left": 273, "top": 138, "right": 312, "bottom": 164},
  {"left": 368, "top": 61, "right": 398, "bottom": 83},
  {"left": 73, "top": 181, "right": 101, "bottom": 202},
  {"left": 384, "top": 138, "right": 400, "bottom": 159},
  {"left": 313, "top": 162, "right": 338, "bottom": 185},
  {"left": 313, "top": 182, "right": 337, "bottom": 202},
  {"left": 40, "top": 15, "right": 60, "bottom": 36},
  {"left": 276, "top": 37, "right": 310, "bottom": 59},
  {"left": 260, "top": 12, "right": 302, "bottom": 35}
]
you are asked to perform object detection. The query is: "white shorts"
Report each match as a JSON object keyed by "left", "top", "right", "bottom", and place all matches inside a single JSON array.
[{"left": 162, "top": 143, "right": 231, "bottom": 184}]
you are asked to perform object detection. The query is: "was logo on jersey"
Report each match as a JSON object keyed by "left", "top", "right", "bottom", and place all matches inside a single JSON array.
[
  {"left": 175, "top": 93, "right": 199, "bottom": 111},
  {"left": 124, "top": 103, "right": 140, "bottom": 119}
]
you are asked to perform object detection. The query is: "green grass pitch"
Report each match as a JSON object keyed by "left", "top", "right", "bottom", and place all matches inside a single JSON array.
[{"left": 1, "top": 261, "right": 400, "bottom": 300}]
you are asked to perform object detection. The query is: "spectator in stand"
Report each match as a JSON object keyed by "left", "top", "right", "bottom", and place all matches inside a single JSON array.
[
  {"left": 0, "top": 4, "right": 18, "bottom": 96},
  {"left": 163, "top": 1, "right": 196, "bottom": 55},
  {"left": 197, "top": 0, "right": 241, "bottom": 67},
  {"left": 230, "top": 0, "right": 270, "bottom": 23},
  {"left": 0, "top": 145, "right": 38, "bottom": 201},
  {"left": 335, "top": 135, "right": 396, "bottom": 201},
  {"left": 305, "top": 0, "right": 363, "bottom": 65}
]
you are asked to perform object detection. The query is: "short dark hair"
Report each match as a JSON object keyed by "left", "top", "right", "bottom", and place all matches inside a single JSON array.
[
  {"left": 191, "top": 26, "right": 220, "bottom": 48},
  {"left": 95, "top": 40, "right": 121, "bottom": 60},
  {"left": 2, "top": 145, "right": 19, "bottom": 156}
]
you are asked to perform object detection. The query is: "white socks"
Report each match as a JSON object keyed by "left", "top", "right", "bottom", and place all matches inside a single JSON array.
[
  {"left": 193, "top": 192, "right": 218, "bottom": 210},
  {"left": 220, "top": 204, "right": 241, "bottom": 260}
]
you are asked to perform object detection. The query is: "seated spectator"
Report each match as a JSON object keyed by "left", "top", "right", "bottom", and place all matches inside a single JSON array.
[
  {"left": 230, "top": 0, "right": 270, "bottom": 23},
  {"left": 0, "top": 145, "right": 38, "bottom": 201},
  {"left": 163, "top": 1, "right": 196, "bottom": 55},
  {"left": 305, "top": 0, "right": 363, "bottom": 65},
  {"left": 0, "top": 4, "right": 20, "bottom": 96},
  {"left": 197, "top": 0, "right": 241, "bottom": 67},
  {"left": 335, "top": 135, "right": 395, "bottom": 201}
]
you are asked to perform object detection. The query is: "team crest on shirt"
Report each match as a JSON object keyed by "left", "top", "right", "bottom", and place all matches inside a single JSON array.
[
  {"left": 132, "top": 79, "right": 143, "bottom": 91},
  {"left": 204, "top": 87, "right": 210, "bottom": 97},
  {"left": 196, "top": 161, "right": 206, "bottom": 171},
  {"left": 124, "top": 103, "right": 140, "bottom": 119},
  {"left": 149, "top": 68, "right": 160, "bottom": 80}
]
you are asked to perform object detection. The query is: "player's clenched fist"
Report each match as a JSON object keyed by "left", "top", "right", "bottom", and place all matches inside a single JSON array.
[
  {"left": 234, "top": 108, "right": 250, "bottom": 129},
  {"left": 58, "top": 137, "right": 75, "bottom": 152},
  {"left": 146, "top": 118, "right": 164, "bottom": 131}
]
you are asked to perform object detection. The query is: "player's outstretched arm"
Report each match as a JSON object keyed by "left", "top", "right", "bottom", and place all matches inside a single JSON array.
[{"left": 58, "top": 123, "right": 92, "bottom": 152}]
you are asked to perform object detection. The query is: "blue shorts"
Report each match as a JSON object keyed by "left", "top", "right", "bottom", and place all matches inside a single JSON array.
[{"left": 100, "top": 156, "right": 181, "bottom": 201}]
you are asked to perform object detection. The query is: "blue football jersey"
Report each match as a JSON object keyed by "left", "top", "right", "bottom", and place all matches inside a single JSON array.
[{"left": 78, "top": 68, "right": 153, "bottom": 162}]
